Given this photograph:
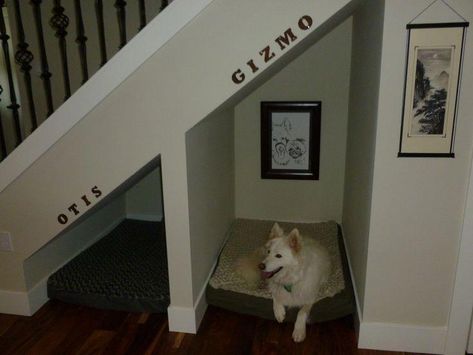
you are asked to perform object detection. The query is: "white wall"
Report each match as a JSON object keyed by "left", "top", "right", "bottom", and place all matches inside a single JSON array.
[
  {"left": 363, "top": 0, "right": 473, "bottom": 328},
  {"left": 186, "top": 108, "right": 235, "bottom": 303},
  {"left": 342, "top": 0, "right": 384, "bottom": 316},
  {"left": 235, "top": 17, "right": 352, "bottom": 223},
  {"left": 469, "top": 320, "right": 473, "bottom": 354},
  {"left": 341, "top": 1, "right": 473, "bottom": 352},
  {"left": 126, "top": 167, "right": 163, "bottom": 221}
]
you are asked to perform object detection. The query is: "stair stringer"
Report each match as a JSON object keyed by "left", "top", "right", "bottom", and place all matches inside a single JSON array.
[{"left": 0, "top": 0, "right": 357, "bottom": 330}]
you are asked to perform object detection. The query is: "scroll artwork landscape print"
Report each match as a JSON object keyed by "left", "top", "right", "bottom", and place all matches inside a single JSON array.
[
  {"left": 411, "top": 47, "right": 452, "bottom": 136},
  {"left": 399, "top": 23, "right": 468, "bottom": 157}
]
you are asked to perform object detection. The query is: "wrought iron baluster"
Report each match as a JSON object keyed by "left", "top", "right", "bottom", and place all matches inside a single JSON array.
[
  {"left": 12, "top": 0, "right": 37, "bottom": 131},
  {"left": 95, "top": 0, "right": 107, "bottom": 66},
  {"left": 0, "top": 1, "right": 22, "bottom": 145},
  {"left": 138, "top": 0, "right": 146, "bottom": 30},
  {"left": 115, "top": 0, "right": 127, "bottom": 49},
  {"left": 160, "top": 0, "right": 169, "bottom": 12},
  {"left": 0, "top": 85, "right": 7, "bottom": 159},
  {"left": 74, "top": 0, "right": 88, "bottom": 84},
  {"left": 50, "top": 0, "right": 71, "bottom": 101},
  {"left": 31, "top": 0, "right": 54, "bottom": 118}
]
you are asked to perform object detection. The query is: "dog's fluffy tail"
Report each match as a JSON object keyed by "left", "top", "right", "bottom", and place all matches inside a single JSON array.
[{"left": 235, "top": 248, "right": 264, "bottom": 289}]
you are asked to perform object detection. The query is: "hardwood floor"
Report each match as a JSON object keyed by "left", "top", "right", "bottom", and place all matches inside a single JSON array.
[{"left": 0, "top": 301, "right": 422, "bottom": 355}]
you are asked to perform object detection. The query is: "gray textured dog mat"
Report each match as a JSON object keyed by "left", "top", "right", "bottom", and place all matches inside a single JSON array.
[
  {"left": 47, "top": 219, "right": 170, "bottom": 313},
  {"left": 206, "top": 219, "right": 355, "bottom": 323}
]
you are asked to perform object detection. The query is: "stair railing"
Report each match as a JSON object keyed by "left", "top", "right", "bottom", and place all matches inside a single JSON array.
[{"left": 0, "top": 0, "right": 169, "bottom": 162}]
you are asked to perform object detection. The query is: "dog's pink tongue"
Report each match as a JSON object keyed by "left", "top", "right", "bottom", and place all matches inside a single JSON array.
[{"left": 261, "top": 271, "right": 272, "bottom": 279}]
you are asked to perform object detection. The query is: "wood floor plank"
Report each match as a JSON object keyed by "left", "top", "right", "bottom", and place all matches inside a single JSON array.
[
  {"left": 99, "top": 309, "right": 129, "bottom": 331},
  {"left": 75, "top": 330, "right": 115, "bottom": 355},
  {"left": 125, "top": 313, "right": 167, "bottom": 354},
  {"left": 0, "top": 301, "right": 426, "bottom": 355},
  {"left": 0, "top": 314, "right": 20, "bottom": 337},
  {"left": 138, "top": 313, "right": 150, "bottom": 324},
  {"left": 25, "top": 305, "right": 81, "bottom": 355},
  {"left": 53, "top": 305, "right": 109, "bottom": 354},
  {"left": 142, "top": 322, "right": 175, "bottom": 355},
  {"left": 0, "top": 301, "right": 67, "bottom": 355},
  {"left": 102, "top": 313, "right": 144, "bottom": 354},
  {"left": 172, "top": 332, "right": 185, "bottom": 349}
]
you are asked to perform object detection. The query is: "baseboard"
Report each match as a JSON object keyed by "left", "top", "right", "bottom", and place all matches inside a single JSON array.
[
  {"left": 167, "top": 273, "right": 209, "bottom": 334},
  {"left": 339, "top": 226, "right": 447, "bottom": 354},
  {"left": 358, "top": 321, "right": 447, "bottom": 354},
  {"left": 168, "top": 251, "right": 221, "bottom": 334},
  {"left": 126, "top": 213, "right": 163, "bottom": 222},
  {"left": 339, "top": 225, "right": 363, "bottom": 333},
  {"left": 167, "top": 305, "right": 199, "bottom": 333},
  {"left": 28, "top": 276, "right": 49, "bottom": 315},
  {"left": 167, "top": 286, "right": 209, "bottom": 334},
  {"left": 0, "top": 273, "right": 53, "bottom": 316},
  {"left": 0, "top": 216, "right": 126, "bottom": 317},
  {"left": 0, "top": 289, "right": 31, "bottom": 316}
]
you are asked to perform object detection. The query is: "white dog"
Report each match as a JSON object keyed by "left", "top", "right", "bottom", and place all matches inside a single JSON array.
[{"left": 259, "top": 223, "right": 331, "bottom": 342}]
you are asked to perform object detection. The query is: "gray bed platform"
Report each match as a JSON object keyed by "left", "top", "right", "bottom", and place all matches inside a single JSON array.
[{"left": 206, "top": 219, "right": 355, "bottom": 323}]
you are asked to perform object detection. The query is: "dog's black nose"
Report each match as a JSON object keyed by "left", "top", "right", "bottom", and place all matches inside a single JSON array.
[{"left": 258, "top": 263, "right": 265, "bottom": 270}]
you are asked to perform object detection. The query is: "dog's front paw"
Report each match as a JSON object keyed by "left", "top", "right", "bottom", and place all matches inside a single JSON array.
[
  {"left": 292, "top": 325, "right": 306, "bottom": 342},
  {"left": 273, "top": 303, "right": 286, "bottom": 323}
]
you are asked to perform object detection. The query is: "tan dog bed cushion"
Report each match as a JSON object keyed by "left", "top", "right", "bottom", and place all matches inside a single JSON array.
[{"left": 207, "top": 219, "right": 355, "bottom": 323}]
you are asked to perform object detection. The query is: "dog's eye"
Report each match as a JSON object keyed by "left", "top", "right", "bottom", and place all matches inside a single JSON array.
[{"left": 276, "top": 254, "right": 282, "bottom": 258}]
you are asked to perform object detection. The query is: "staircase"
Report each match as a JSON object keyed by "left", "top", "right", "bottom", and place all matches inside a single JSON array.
[
  {"left": 0, "top": 0, "right": 358, "bottom": 332},
  {"left": 0, "top": 0, "right": 170, "bottom": 161}
]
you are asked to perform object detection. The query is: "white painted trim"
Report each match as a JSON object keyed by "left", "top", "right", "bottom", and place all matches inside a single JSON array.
[
  {"left": 193, "top": 254, "right": 222, "bottom": 332},
  {"left": 168, "top": 253, "right": 220, "bottom": 333},
  {"left": 167, "top": 286, "right": 208, "bottom": 334},
  {"left": 0, "top": 289, "right": 30, "bottom": 316},
  {"left": 28, "top": 276, "right": 49, "bottom": 315},
  {"left": 358, "top": 322, "right": 447, "bottom": 354},
  {"left": 168, "top": 305, "right": 199, "bottom": 334},
  {"left": 445, "top": 140, "right": 473, "bottom": 354},
  {"left": 194, "top": 290, "right": 208, "bottom": 334},
  {"left": 339, "top": 225, "right": 363, "bottom": 332},
  {"left": 468, "top": 320, "right": 473, "bottom": 354},
  {"left": 126, "top": 213, "right": 163, "bottom": 222},
  {"left": 0, "top": 0, "right": 215, "bottom": 193},
  {"left": 0, "top": 279, "right": 49, "bottom": 316}
]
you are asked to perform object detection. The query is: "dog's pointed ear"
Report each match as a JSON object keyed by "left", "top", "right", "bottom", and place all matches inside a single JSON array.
[
  {"left": 288, "top": 228, "right": 301, "bottom": 253},
  {"left": 269, "top": 222, "right": 283, "bottom": 240},
  {"left": 282, "top": 118, "right": 292, "bottom": 131}
]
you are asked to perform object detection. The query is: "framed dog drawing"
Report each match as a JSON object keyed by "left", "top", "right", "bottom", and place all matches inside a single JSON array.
[{"left": 261, "top": 101, "right": 321, "bottom": 180}]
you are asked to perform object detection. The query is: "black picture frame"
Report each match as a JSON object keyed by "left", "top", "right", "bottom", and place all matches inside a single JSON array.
[
  {"left": 398, "top": 22, "right": 469, "bottom": 158},
  {"left": 261, "top": 101, "right": 321, "bottom": 180}
]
